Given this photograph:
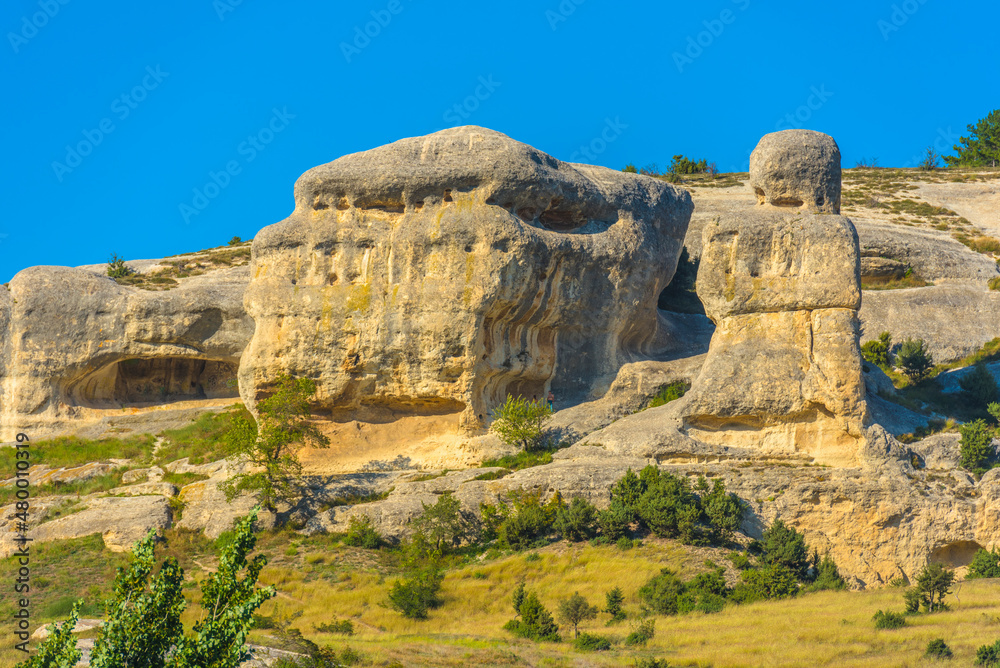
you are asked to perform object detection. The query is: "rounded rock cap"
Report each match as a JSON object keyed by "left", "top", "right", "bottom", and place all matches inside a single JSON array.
[{"left": 749, "top": 129, "right": 841, "bottom": 214}]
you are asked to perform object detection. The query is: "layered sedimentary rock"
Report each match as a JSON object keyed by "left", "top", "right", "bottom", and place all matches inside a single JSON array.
[
  {"left": 675, "top": 130, "right": 868, "bottom": 466},
  {"left": 239, "top": 126, "right": 693, "bottom": 434},
  {"left": 0, "top": 265, "right": 252, "bottom": 440}
]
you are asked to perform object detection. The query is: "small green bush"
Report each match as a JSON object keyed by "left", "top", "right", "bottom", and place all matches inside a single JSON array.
[
  {"left": 873, "top": 610, "right": 906, "bottom": 629},
  {"left": 638, "top": 568, "right": 686, "bottom": 615},
  {"left": 959, "top": 363, "right": 1000, "bottom": 406},
  {"left": 978, "top": 639, "right": 1000, "bottom": 666},
  {"left": 897, "top": 337, "right": 934, "bottom": 381},
  {"left": 806, "top": 553, "right": 848, "bottom": 592},
  {"left": 861, "top": 332, "right": 893, "bottom": 369},
  {"left": 967, "top": 547, "right": 1000, "bottom": 579},
  {"left": 634, "top": 659, "right": 672, "bottom": 668},
  {"left": 960, "top": 418, "right": 998, "bottom": 475},
  {"left": 313, "top": 619, "right": 354, "bottom": 635},
  {"left": 503, "top": 590, "right": 560, "bottom": 642},
  {"left": 573, "top": 632, "right": 611, "bottom": 651},
  {"left": 624, "top": 618, "right": 655, "bottom": 646},
  {"left": 387, "top": 566, "right": 443, "bottom": 620},
  {"left": 647, "top": 382, "right": 690, "bottom": 408},
  {"left": 730, "top": 564, "right": 799, "bottom": 603},
  {"left": 604, "top": 587, "right": 626, "bottom": 623},
  {"left": 925, "top": 638, "right": 953, "bottom": 659},
  {"left": 228, "top": 236, "right": 243, "bottom": 246},
  {"left": 553, "top": 497, "right": 599, "bottom": 542},
  {"left": 760, "top": 520, "right": 809, "bottom": 579},
  {"left": 343, "top": 515, "right": 383, "bottom": 549},
  {"left": 106, "top": 253, "right": 136, "bottom": 279}
]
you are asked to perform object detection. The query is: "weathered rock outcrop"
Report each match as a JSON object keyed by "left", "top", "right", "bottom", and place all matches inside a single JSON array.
[
  {"left": 860, "top": 283, "right": 1000, "bottom": 363},
  {"left": 0, "top": 264, "right": 252, "bottom": 440},
  {"left": 674, "top": 131, "right": 867, "bottom": 466},
  {"left": 239, "top": 126, "right": 693, "bottom": 439}
]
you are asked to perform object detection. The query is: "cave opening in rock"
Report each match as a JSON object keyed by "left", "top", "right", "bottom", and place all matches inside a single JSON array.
[{"left": 69, "top": 357, "right": 240, "bottom": 407}]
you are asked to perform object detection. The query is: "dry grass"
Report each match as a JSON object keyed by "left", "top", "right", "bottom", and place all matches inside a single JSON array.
[{"left": 4, "top": 530, "right": 999, "bottom": 667}]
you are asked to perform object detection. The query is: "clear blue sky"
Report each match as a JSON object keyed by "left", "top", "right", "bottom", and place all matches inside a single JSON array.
[{"left": 3, "top": 0, "right": 997, "bottom": 280}]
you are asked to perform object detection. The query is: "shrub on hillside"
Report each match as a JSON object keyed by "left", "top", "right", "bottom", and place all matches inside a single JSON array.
[
  {"left": 636, "top": 470, "right": 701, "bottom": 543},
  {"left": 573, "top": 632, "right": 612, "bottom": 651},
  {"left": 106, "top": 253, "right": 136, "bottom": 279},
  {"left": 759, "top": 519, "right": 809, "bottom": 580},
  {"left": 702, "top": 478, "right": 745, "bottom": 543},
  {"left": 806, "top": 553, "right": 848, "bottom": 592},
  {"left": 557, "top": 592, "right": 598, "bottom": 639},
  {"left": 624, "top": 618, "right": 655, "bottom": 647},
  {"left": 960, "top": 417, "right": 999, "bottom": 475},
  {"left": 638, "top": 565, "right": 729, "bottom": 616},
  {"left": 387, "top": 565, "right": 444, "bottom": 620},
  {"left": 730, "top": 563, "right": 799, "bottom": 603},
  {"left": 411, "top": 492, "right": 478, "bottom": 552},
  {"left": 503, "top": 589, "right": 560, "bottom": 642},
  {"left": 896, "top": 337, "right": 934, "bottom": 381},
  {"left": 481, "top": 488, "right": 563, "bottom": 550},
  {"left": 979, "top": 639, "right": 1000, "bottom": 666},
  {"left": 343, "top": 515, "right": 383, "bottom": 549},
  {"left": 604, "top": 587, "right": 626, "bottom": 623},
  {"left": 967, "top": 547, "right": 1000, "bottom": 579},
  {"left": 638, "top": 568, "right": 686, "bottom": 615},
  {"left": 553, "top": 497, "right": 599, "bottom": 542},
  {"left": 904, "top": 563, "right": 956, "bottom": 614},
  {"left": 873, "top": 610, "right": 906, "bottom": 629},
  {"left": 925, "top": 638, "right": 953, "bottom": 659},
  {"left": 959, "top": 363, "right": 1000, "bottom": 407},
  {"left": 861, "top": 332, "right": 893, "bottom": 369}
]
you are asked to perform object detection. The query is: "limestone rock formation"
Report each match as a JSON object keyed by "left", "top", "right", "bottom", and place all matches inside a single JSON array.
[
  {"left": 674, "top": 131, "right": 867, "bottom": 466},
  {"left": 239, "top": 126, "right": 693, "bottom": 440},
  {"left": 0, "top": 263, "right": 252, "bottom": 440},
  {"left": 749, "top": 129, "right": 842, "bottom": 213}
]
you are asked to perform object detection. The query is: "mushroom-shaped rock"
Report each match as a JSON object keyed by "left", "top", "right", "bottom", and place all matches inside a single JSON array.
[{"left": 239, "top": 126, "right": 693, "bottom": 436}]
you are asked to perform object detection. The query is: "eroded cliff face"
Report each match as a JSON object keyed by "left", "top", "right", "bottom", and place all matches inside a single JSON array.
[
  {"left": 672, "top": 131, "right": 867, "bottom": 467},
  {"left": 0, "top": 264, "right": 251, "bottom": 440},
  {"left": 239, "top": 126, "right": 693, "bottom": 436}
]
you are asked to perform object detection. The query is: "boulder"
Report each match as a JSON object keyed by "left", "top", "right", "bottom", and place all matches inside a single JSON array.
[
  {"left": 855, "top": 221, "right": 998, "bottom": 283},
  {"left": 749, "top": 130, "right": 842, "bottom": 213},
  {"left": 30, "top": 495, "right": 171, "bottom": 552},
  {"left": 0, "top": 264, "right": 252, "bottom": 440},
  {"left": 239, "top": 126, "right": 693, "bottom": 444}
]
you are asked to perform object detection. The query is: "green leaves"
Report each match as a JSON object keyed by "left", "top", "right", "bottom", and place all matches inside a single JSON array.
[
  {"left": 22, "top": 602, "right": 82, "bottom": 668},
  {"left": 222, "top": 374, "right": 330, "bottom": 511},
  {"left": 490, "top": 395, "right": 553, "bottom": 452},
  {"left": 959, "top": 418, "right": 999, "bottom": 476},
  {"left": 945, "top": 109, "right": 1000, "bottom": 168}
]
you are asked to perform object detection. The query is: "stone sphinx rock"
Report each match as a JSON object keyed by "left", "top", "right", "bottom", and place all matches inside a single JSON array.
[
  {"left": 239, "top": 126, "right": 693, "bottom": 439},
  {"left": 0, "top": 263, "right": 252, "bottom": 441},
  {"left": 675, "top": 130, "right": 868, "bottom": 466}
]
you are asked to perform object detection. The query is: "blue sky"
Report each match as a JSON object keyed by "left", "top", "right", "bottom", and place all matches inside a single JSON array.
[{"left": 2, "top": 0, "right": 998, "bottom": 280}]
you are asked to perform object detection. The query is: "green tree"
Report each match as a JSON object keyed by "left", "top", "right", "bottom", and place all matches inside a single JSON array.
[
  {"left": 760, "top": 520, "right": 809, "bottom": 580},
  {"left": 638, "top": 569, "right": 686, "bottom": 615},
  {"left": 861, "top": 332, "right": 893, "bottom": 369},
  {"left": 702, "top": 479, "right": 745, "bottom": 544},
  {"left": 553, "top": 497, "right": 598, "bottom": 542},
  {"left": 959, "top": 418, "right": 998, "bottom": 475},
  {"left": 945, "top": 109, "right": 1000, "bottom": 168},
  {"left": 490, "top": 395, "right": 553, "bottom": 452},
  {"left": 89, "top": 532, "right": 185, "bottom": 668},
  {"left": 21, "top": 602, "right": 83, "bottom": 668},
  {"left": 967, "top": 547, "right": 1000, "bottom": 579},
  {"left": 604, "top": 587, "right": 626, "bottom": 623},
  {"left": 896, "top": 338, "right": 933, "bottom": 382},
  {"left": 925, "top": 638, "right": 953, "bottom": 659},
  {"left": 729, "top": 563, "right": 799, "bottom": 603},
  {"left": 412, "top": 493, "right": 477, "bottom": 551},
  {"left": 959, "top": 363, "right": 1000, "bottom": 407},
  {"left": 806, "top": 553, "right": 847, "bottom": 592},
  {"left": 503, "top": 591, "right": 560, "bottom": 642},
  {"left": 220, "top": 374, "right": 330, "bottom": 512},
  {"left": 171, "top": 509, "right": 275, "bottom": 668},
  {"left": 106, "top": 253, "right": 136, "bottom": 279},
  {"left": 387, "top": 565, "right": 444, "bottom": 620},
  {"left": 910, "top": 563, "right": 956, "bottom": 613},
  {"left": 557, "top": 592, "right": 598, "bottom": 639}
]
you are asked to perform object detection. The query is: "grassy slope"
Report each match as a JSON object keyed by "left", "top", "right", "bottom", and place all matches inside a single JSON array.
[{"left": 3, "top": 530, "right": 998, "bottom": 668}]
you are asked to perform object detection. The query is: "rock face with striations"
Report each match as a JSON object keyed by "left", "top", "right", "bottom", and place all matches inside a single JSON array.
[
  {"left": 0, "top": 262, "right": 252, "bottom": 441},
  {"left": 239, "top": 126, "right": 693, "bottom": 437},
  {"left": 675, "top": 130, "right": 868, "bottom": 466}
]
